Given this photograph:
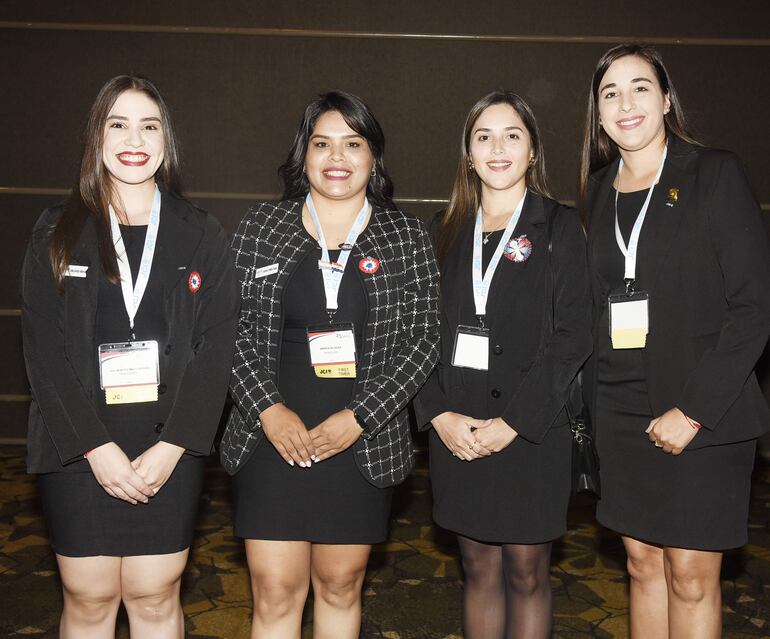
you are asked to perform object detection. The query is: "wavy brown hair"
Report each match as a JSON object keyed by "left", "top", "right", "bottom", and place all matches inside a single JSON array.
[
  {"left": 437, "top": 90, "right": 551, "bottom": 264},
  {"left": 49, "top": 75, "right": 182, "bottom": 290},
  {"left": 578, "top": 43, "right": 700, "bottom": 216}
]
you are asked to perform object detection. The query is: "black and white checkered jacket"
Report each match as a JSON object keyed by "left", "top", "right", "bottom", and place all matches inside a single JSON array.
[{"left": 220, "top": 197, "right": 440, "bottom": 487}]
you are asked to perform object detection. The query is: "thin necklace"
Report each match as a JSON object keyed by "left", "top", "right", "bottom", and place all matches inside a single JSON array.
[{"left": 482, "top": 213, "right": 511, "bottom": 244}]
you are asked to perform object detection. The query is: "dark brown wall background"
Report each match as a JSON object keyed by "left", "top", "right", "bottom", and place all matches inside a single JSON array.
[{"left": 2, "top": 2, "right": 769, "bottom": 438}]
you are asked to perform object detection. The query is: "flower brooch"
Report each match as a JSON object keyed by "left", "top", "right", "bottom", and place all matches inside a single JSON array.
[{"left": 503, "top": 235, "right": 533, "bottom": 263}]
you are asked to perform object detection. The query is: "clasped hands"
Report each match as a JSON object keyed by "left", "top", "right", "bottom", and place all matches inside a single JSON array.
[
  {"left": 432, "top": 411, "right": 518, "bottom": 461},
  {"left": 646, "top": 407, "right": 699, "bottom": 455},
  {"left": 86, "top": 440, "right": 185, "bottom": 505},
  {"left": 260, "top": 403, "right": 363, "bottom": 467}
]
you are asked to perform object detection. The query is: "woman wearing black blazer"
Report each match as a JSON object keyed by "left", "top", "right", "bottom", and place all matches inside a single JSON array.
[
  {"left": 580, "top": 44, "right": 770, "bottom": 638},
  {"left": 22, "top": 76, "right": 238, "bottom": 638},
  {"left": 219, "top": 91, "right": 440, "bottom": 639},
  {"left": 414, "top": 91, "right": 592, "bottom": 639}
]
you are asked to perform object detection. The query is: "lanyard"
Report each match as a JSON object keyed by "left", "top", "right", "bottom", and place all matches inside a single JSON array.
[
  {"left": 109, "top": 185, "right": 161, "bottom": 339},
  {"left": 305, "top": 193, "right": 370, "bottom": 313},
  {"left": 614, "top": 145, "right": 667, "bottom": 289},
  {"left": 472, "top": 192, "right": 526, "bottom": 320}
]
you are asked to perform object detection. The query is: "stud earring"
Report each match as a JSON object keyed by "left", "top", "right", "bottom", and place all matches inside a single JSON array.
[
  {"left": 468, "top": 158, "right": 475, "bottom": 171},
  {"left": 370, "top": 166, "right": 376, "bottom": 177}
]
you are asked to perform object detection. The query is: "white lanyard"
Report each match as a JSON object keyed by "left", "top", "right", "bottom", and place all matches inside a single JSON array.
[
  {"left": 109, "top": 186, "right": 161, "bottom": 337},
  {"left": 472, "top": 192, "right": 526, "bottom": 319},
  {"left": 305, "top": 193, "right": 370, "bottom": 312},
  {"left": 614, "top": 145, "right": 667, "bottom": 285}
]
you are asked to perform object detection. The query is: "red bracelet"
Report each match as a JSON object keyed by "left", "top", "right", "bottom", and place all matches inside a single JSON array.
[{"left": 684, "top": 415, "right": 702, "bottom": 430}]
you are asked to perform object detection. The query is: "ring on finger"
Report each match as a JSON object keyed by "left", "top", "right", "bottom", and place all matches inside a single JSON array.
[{"left": 468, "top": 442, "right": 476, "bottom": 451}]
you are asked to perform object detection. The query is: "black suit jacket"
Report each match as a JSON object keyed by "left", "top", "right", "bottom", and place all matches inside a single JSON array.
[
  {"left": 413, "top": 192, "right": 593, "bottom": 444},
  {"left": 22, "top": 192, "right": 239, "bottom": 473},
  {"left": 219, "top": 197, "right": 440, "bottom": 487},
  {"left": 583, "top": 136, "right": 770, "bottom": 448}
]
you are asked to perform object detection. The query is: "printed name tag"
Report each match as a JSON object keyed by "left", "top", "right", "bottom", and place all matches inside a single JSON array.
[
  {"left": 64, "top": 264, "right": 88, "bottom": 278},
  {"left": 307, "top": 323, "right": 357, "bottom": 378},
  {"left": 452, "top": 325, "right": 490, "bottom": 370},
  {"left": 254, "top": 263, "right": 279, "bottom": 279},
  {"left": 98, "top": 341, "right": 160, "bottom": 404},
  {"left": 609, "top": 291, "right": 650, "bottom": 349}
]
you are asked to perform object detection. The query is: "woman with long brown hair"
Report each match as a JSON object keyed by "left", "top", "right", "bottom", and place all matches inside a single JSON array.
[
  {"left": 580, "top": 44, "right": 770, "bottom": 638},
  {"left": 414, "top": 90, "right": 592, "bottom": 639},
  {"left": 22, "top": 75, "right": 238, "bottom": 638}
]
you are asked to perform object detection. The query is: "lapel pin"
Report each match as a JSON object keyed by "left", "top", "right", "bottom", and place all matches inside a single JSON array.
[
  {"left": 666, "top": 187, "right": 679, "bottom": 207},
  {"left": 358, "top": 256, "right": 380, "bottom": 274},
  {"left": 188, "top": 271, "right": 202, "bottom": 293},
  {"left": 504, "top": 235, "right": 533, "bottom": 263}
]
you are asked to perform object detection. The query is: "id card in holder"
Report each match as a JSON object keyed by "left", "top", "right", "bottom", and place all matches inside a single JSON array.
[
  {"left": 608, "top": 291, "right": 650, "bottom": 349},
  {"left": 98, "top": 341, "right": 160, "bottom": 404},
  {"left": 307, "top": 323, "right": 357, "bottom": 378},
  {"left": 452, "top": 324, "right": 490, "bottom": 370}
]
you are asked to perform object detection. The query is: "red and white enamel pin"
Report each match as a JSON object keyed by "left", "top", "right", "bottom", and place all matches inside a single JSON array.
[
  {"left": 358, "top": 257, "right": 380, "bottom": 274},
  {"left": 188, "top": 271, "right": 202, "bottom": 293}
]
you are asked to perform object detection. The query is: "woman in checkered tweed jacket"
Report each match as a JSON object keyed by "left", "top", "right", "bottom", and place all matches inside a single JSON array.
[{"left": 219, "top": 91, "right": 440, "bottom": 638}]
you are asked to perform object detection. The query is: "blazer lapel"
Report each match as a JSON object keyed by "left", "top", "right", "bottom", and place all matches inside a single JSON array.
[
  {"left": 486, "top": 191, "right": 547, "bottom": 324},
  {"left": 154, "top": 193, "right": 205, "bottom": 294},
  {"left": 587, "top": 159, "right": 619, "bottom": 301},
  {"left": 636, "top": 145, "right": 696, "bottom": 296}
]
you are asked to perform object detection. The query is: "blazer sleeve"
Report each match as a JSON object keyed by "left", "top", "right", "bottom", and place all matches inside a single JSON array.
[
  {"left": 159, "top": 217, "right": 239, "bottom": 454},
  {"left": 411, "top": 210, "right": 448, "bottom": 430},
  {"left": 676, "top": 153, "right": 770, "bottom": 429},
  {"left": 501, "top": 208, "right": 593, "bottom": 444},
  {"left": 229, "top": 208, "right": 284, "bottom": 428},
  {"left": 412, "top": 364, "right": 449, "bottom": 430},
  {"left": 21, "top": 210, "right": 113, "bottom": 464},
  {"left": 348, "top": 222, "right": 441, "bottom": 439}
]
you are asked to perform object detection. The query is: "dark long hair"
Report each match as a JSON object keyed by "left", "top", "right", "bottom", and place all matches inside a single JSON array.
[
  {"left": 278, "top": 90, "right": 394, "bottom": 207},
  {"left": 579, "top": 43, "right": 700, "bottom": 213},
  {"left": 437, "top": 90, "right": 551, "bottom": 264},
  {"left": 49, "top": 75, "right": 183, "bottom": 289}
]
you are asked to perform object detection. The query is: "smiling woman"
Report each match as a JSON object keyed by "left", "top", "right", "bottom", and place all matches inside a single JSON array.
[
  {"left": 580, "top": 43, "right": 770, "bottom": 639},
  {"left": 22, "top": 75, "right": 238, "bottom": 639},
  {"left": 220, "top": 90, "right": 440, "bottom": 639},
  {"left": 414, "top": 90, "right": 592, "bottom": 639}
]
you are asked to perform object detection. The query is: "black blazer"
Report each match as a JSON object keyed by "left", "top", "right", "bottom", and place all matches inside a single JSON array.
[
  {"left": 22, "top": 192, "right": 239, "bottom": 473},
  {"left": 219, "top": 197, "right": 440, "bottom": 487},
  {"left": 413, "top": 192, "right": 593, "bottom": 444},
  {"left": 583, "top": 136, "right": 770, "bottom": 448}
]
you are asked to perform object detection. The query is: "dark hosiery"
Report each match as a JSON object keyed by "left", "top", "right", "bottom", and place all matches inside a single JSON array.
[
  {"left": 501, "top": 541, "right": 553, "bottom": 639},
  {"left": 457, "top": 535, "right": 553, "bottom": 639}
]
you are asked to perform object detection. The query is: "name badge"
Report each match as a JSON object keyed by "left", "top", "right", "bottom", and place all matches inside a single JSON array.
[
  {"left": 254, "top": 263, "right": 279, "bottom": 279},
  {"left": 609, "top": 291, "right": 650, "bottom": 349},
  {"left": 64, "top": 264, "right": 88, "bottom": 278},
  {"left": 307, "top": 323, "right": 357, "bottom": 378},
  {"left": 98, "top": 341, "right": 160, "bottom": 404},
  {"left": 452, "top": 325, "right": 490, "bottom": 370}
]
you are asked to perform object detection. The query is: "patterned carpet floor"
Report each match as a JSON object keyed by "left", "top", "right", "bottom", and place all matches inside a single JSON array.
[{"left": 1, "top": 443, "right": 769, "bottom": 638}]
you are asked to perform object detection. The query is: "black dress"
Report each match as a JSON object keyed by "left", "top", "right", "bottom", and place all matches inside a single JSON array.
[
  {"left": 429, "top": 230, "right": 572, "bottom": 544},
  {"left": 594, "top": 190, "right": 756, "bottom": 550},
  {"left": 38, "top": 224, "right": 205, "bottom": 557},
  {"left": 232, "top": 244, "right": 394, "bottom": 544}
]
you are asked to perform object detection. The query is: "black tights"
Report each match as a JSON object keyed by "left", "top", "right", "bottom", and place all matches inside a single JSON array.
[{"left": 457, "top": 535, "right": 553, "bottom": 639}]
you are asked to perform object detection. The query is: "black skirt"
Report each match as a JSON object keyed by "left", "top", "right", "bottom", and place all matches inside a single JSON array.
[
  {"left": 232, "top": 246, "right": 393, "bottom": 544},
  {"left": 38, "top": 457, "right": 204, "bottom": 557}
]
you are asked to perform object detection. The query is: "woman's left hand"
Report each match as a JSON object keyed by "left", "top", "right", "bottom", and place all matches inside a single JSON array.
[
  {"left": 131, "top": 441, "right": 186, "bottom": 495},
  {"left": 646, "top": 408, "right": 699, "bottom": 455},
  {"left": 472, "top": 417, "right": 518, "bottom": 453},
  {"left": 309, "top": 409, "right": 364, "bottom": 462}
]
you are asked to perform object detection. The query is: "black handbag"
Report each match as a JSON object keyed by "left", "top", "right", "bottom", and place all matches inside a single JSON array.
[
  {"left": 567, "top": 397, "right": 601, "bottom": 497},
  {"left": 545, "top": 211, "right": 601, "bottom": 498}
]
